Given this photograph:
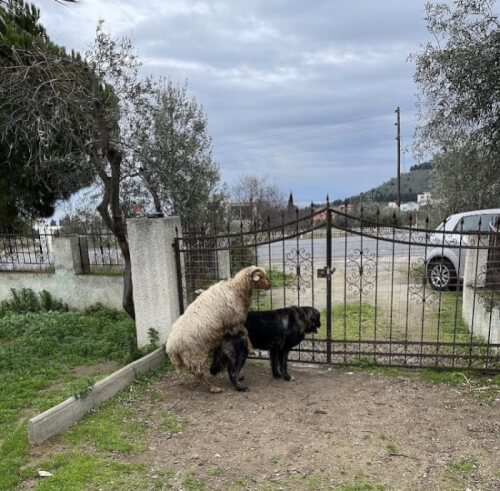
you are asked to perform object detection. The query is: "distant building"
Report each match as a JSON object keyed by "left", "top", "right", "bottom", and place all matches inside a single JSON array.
[
  {"left": 417, "top": 192, "right": 432, "bottom": 206},
  {"left": 400, "top": 202, "right": 420, "bottom": 212}
]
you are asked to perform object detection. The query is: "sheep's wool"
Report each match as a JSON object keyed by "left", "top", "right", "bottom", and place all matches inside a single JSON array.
[{"left": 166, "top": 266, "right": 264, "bottom": 373}]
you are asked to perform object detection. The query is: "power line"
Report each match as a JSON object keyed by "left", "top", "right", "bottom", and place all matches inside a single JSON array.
[
  {"left": 215, "top": 117, "right": 417, "bottom": 156},
  {"left": 214, "top": 111, "right": 416, "bottom": 151}
]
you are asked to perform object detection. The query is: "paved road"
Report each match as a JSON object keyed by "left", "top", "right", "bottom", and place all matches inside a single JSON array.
[{"left": 256, "top": 234, "right": 427, "bottom": 265}]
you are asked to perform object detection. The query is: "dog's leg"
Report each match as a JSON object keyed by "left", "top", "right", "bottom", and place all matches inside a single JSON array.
[
  {"left": 279, "top": 349, "right": 293, "bottom": 381},
  {"left": 270, "top": 347, "right": 281, "bottom": 379},
  {"left": 210, "top": 345, "right": 225, "bottom": 376},
  {"left": 230, "top": 324, "right": 256, "bottom": 356},
  {"left": 228, "top": 364, "right": 249, "bottom": 392},
  {"left": 194, "top": 371, "right": 223, "bottom": 393}
]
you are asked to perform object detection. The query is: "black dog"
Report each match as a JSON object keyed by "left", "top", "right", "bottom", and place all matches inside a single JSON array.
[{"left": 210, "top": 306, "right": 321, "bottom": 391}]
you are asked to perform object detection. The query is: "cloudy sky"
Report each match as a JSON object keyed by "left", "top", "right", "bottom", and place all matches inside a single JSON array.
[{"left": 33, "top": 0, "right": 433, "bottom": 205}]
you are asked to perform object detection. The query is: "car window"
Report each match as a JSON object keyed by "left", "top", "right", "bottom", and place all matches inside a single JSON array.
[
  {"left": 481, "top": 214, "right": 499, "bottom": 231},
  {"left": 454, "top": 215, "right": 481, "bottom": 232}
]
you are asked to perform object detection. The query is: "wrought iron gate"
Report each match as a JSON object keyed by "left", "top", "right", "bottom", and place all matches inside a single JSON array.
[{"left": 174, "top": 206, "right": 500, "bottom": 371}]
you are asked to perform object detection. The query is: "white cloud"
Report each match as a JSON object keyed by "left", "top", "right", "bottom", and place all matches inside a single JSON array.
[{"left": 30, "top": 0, "right": 431, "bottom": 202}]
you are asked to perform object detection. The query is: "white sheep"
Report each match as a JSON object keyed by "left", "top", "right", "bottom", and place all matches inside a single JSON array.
[{"left": 166, "top": 265, "right": 271, "bottom": 392}]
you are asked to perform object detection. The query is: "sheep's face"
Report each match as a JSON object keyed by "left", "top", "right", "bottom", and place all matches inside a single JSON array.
[{"left": 251, "top": 267, "right": 271, "bottom": 290}]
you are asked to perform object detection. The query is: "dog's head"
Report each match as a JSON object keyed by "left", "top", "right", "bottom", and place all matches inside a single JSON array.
[
  {"left": 300, "top": 306, "right": 321, "bottom": 334},
  {"left": 241, "top": 266, "right": 271, "bottom": 290}
]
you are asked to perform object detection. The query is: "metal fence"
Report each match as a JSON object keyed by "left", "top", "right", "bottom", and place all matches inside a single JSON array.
[
  {"left": 0, "top": 223, "right": 124, "bottom": 273},
  {"left": 0, "top": 227, "right": 55, "bottom": 272},
  {"left": 174, "top": 206, "right": 500, "bottom": 371}
]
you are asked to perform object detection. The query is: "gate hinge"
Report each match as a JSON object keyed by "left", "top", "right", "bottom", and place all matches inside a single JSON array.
[{"left": 317, "top": 266, "right": 335, "bottom": 279}]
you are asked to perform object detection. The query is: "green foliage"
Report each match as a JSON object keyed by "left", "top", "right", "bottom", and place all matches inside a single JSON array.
[
  {"left": 267, "top": 267, "right": 295, "bottom": 288},
  {"left": 63, "top": 401, "right": 148, "bottom": 453},
  {"left": 0, "top": 288, "right": 68, "bottom": 316},
  {"left": 25, "top": 452, "right": 147, "bottom": 491},
  {"left": 0, "top": 303, "right": 142, "bottom": 489},
  {"left": 0, "top": 422, "right": 28, "bottom": 491},
  {"left": 182, "top": 472, "right": 205, "bottom": 491},
  {"left": 0, "top": 1, "right": 91, "bottom": 226},
  {"left": 331, "top": 165, "right": 432, "bottom": 206},
  {"left": 413, "top": 0, "right": 500, "bottom": 214},
  {"left": 160, "top": 410, "right": 188, "bottom": 434},
  {"left": 448, "top": 459, "right": 475, "bottom": 475}
]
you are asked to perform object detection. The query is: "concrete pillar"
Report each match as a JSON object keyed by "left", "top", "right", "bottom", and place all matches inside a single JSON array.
[
  {"left": 127, "top": 217, "right": 182, "bottom": 348},
  {"left": 53, "top": 236, "right": 83, "bottom": 275},
  {"left": 217, "top": 249, "right": 231, "bottom": 280}
]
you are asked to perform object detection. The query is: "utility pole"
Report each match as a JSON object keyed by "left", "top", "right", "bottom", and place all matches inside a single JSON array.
[{"left": 395, "top": 106, "right": 401, "bottom": 209}]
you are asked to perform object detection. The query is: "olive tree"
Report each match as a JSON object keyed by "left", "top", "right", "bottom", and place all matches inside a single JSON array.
[
  {"left": 1, "top": 20, "right": 223, "bottom": 318},
  {"left": 412, "top": 0, "right": 500, "bottom": 214}
]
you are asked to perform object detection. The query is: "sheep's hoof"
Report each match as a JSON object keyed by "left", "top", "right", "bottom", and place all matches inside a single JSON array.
[{"left": 209, "top": 385, "right": 223, "bottom": 393}]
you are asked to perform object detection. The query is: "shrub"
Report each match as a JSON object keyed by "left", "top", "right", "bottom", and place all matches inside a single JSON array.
[{"left": 0, "top": 288, "right": 68, "bottom": 316}]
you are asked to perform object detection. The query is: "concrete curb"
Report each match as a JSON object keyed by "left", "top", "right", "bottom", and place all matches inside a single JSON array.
[{"left": 28, "top": 347, "right": 167, "bottom": 445}]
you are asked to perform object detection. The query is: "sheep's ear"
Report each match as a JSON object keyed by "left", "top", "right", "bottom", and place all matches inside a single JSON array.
[{"left": 252, "top": 272, "right": 261, "bottom": 282}]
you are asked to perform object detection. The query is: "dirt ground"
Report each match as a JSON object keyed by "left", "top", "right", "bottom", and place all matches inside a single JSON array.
[{"left": 136, "top": 363, "right": 500, "bottom": 490}]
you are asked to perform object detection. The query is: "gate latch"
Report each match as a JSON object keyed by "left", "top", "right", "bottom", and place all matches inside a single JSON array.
[{"left": 317, "top": 266, "right": 335, "bottom": 279}]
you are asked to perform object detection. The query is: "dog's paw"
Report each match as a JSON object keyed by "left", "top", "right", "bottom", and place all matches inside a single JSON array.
[
  {"left": 209, "top": 385, "right": 223, "bottom": 393},
  {"left": 272, "top": 372, "right": 281, "bottom": 379},
  {"left": 237, "top": 385, "right": 250, "bottom": 392},
  {"left": 282, "top": 374, "right": 295, "bottom": 381},
  {"left": 238, "top": 376, "right": 245, "bottom": 381}
]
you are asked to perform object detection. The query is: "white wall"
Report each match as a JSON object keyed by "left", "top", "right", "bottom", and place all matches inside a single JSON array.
[{"left": 0, "top": 237, "right": 123, "bottom": 310}]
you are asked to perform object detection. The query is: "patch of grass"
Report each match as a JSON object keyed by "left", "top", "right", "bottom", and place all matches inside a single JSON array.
[
  {"left": 62, "top": 400, "right": 148, "bottom": 453},
  {"left": 0, "top": 291, "right": 146, "bottom": 490},
  {"left": 335, "top": 482, "right": 385, "bottom": 491},
  {"left": 267, "top": 267, "right": 295, "bottom": 288},
  {"left": 160, "top": 410, "right": 188, "bottom": 434},
  {"left": 227, "top": 478, "right": 250, "bottom": 490},
  {"left": 22, "top": 452, "right": 148, "bottom": 491},
  {"left": 386, "top": 443, "right": 398, "bottom": 455},
  {"left": 251, "top": 291, "right": 273, "bottom": 311},
  {"left": 448, "top": 459, "right": 475, "bottom": 475},
  {"left": 317, "top": 303, "right": 380, "bottom": 339},
  {"left": 208, "top": 467, "right": 224, "bottom": 478},
  {"left": 269, "top": 455, "right": 280, "bottom": 465},
  {"left": 182, "top": 472, "right": 205, "bottom": 491},
  {"left": 0, "top": 423, "right": 28, "bottom": 491}
]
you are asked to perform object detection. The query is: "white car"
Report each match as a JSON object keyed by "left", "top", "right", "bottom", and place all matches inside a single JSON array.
[{"left": 425, "top": 208, "right": 500, "bottom": 291}]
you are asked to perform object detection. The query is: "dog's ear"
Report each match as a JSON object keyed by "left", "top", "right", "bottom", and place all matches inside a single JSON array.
[{"left": 294, "top": 307, "right": 309, "bottom": 331}]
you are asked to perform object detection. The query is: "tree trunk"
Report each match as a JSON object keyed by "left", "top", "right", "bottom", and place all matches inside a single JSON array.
[
  {"left": 119, "top": 239, "right": 135, "bottom": 320},
  {"left": 94, "top": 145, "right": 136, "bottom": 320}
]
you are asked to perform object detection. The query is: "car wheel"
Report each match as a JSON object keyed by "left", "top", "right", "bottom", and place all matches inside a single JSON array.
[{"left": 427, "top": 258, "right": 457, "bottom": 291}]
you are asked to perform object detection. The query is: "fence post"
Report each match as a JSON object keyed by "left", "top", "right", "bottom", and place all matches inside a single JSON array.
[
  {"left": 53, "top": 236, "right": 84, "bottom": 275},
  {"left": 217, "top": 249, "right": 231, "bottom": 280},
  {"left": 127, "top": 217, "right": 182, "bottom": 348}
]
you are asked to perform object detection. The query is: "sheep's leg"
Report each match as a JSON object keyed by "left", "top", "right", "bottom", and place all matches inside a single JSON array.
[{"left": 194, "top": 371, "right": 223, "bottom": 393}]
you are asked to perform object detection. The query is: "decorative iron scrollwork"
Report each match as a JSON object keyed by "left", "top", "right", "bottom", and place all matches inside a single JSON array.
[
  {"left": 285, "top": 247, "right": 312, "bottom": 291},
  {"left": 408, "top": 257, "right": 436, "bottom": 304},
  {"left": 346, "top": 248, "right": 376, "bottom": 295}
]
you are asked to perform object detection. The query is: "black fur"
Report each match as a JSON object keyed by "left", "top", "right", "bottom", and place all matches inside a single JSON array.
[{"left": 210, "top": 306, "right": 321, "bottom": 390}]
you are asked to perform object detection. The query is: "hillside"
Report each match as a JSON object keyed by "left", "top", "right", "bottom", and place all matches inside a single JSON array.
[{"left": 333, "top": 162, "right": 432, "bottom": 205}]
